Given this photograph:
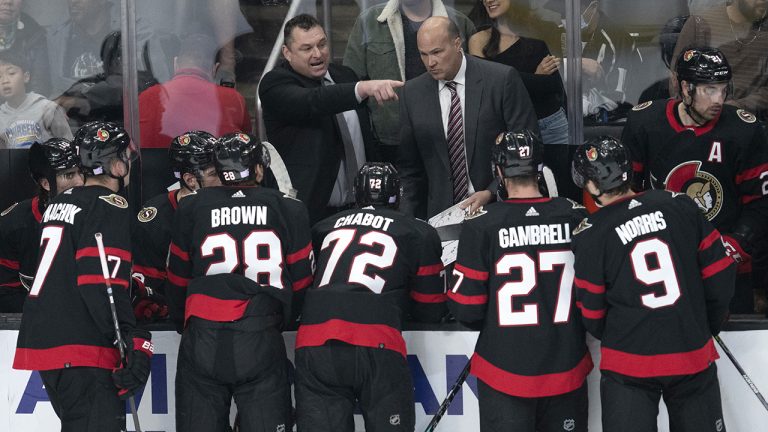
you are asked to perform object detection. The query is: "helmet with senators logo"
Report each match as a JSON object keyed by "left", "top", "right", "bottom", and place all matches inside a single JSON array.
[
  {"left": 74, "top": 121, "right": 135, "bottom": 175},
  {"left": 676, "top": 47, "right": 732, "bottom": 85},
  {"left": 491, "top": 129, "right": 543, "bottom": 178},
  {"left": 572, "top": 136, "right": 632, "bottom": 191},
  {"left": 168, "top": 131, "right": 216, "bottom": 179},
  {"left": 214, "top": 132, "right": 270, "bottom": 184}
]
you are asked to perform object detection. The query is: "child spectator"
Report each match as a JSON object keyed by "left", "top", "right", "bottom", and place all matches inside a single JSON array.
[{"left": 0, "top": 52, "right": 72, "bottom": 149}]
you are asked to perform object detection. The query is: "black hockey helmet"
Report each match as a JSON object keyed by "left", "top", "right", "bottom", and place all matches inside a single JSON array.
[
  {"left": 28, "top": 138, "right": 80, "bottom": 197},
  {"left": 354, "top": 162, "right": 401, "bottom": 209},
  {"left": 675, "top": 47, "right": 732, "bottom": 85},
  {"left": 572, "top": 136, "right": 631, "bottom": 191},
  {"left": 169, "top": 131, "right": 216, "bottom": 179},
  {"left": 214, "top": 132, "right": 270, "bottom": 184},
  {"left": 74, "top": 121, "right": 135, "bottom": 175},
  {"left": 659, "top": 15, "right": 689, "bottom": 69},
  {"left": 28, "top": 138, "right": 80, "bottom": 182},
  {"left": 491, "top": 129, "right": 543, "bottom": 179}
]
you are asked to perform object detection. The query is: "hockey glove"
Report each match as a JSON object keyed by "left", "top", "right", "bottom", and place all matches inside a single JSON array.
[
  {"left": 131, "top": 276, "right": 169, "bottom": 322},
  {"left": 722, "top": 234, "right": 752, "bottom": 273},
  {"left": 113, "top": 329, "right": 154, "bottom": 399}
]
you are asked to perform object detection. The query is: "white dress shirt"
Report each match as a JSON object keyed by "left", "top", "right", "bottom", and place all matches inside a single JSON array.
[{"left": 324, "top": 73, "right": 367, "bottom": 206}]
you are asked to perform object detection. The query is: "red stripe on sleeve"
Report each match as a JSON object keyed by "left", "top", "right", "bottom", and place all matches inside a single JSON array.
[
  {"left": 167, "top": 270, "right": 190, "bottom": 287},
  {"left": 698, "top": 230, "right": 722, "bottom": 252},
  {"left": 577, "top": 301, "right": 606, "bottom": 319},
  {"left": 701, "top": 256, "right": 734, "bottom": 279},
  {"left": 574, "top": 277, "right": 605, "bottom": 294},
  {"left": 77, "top": 275, "right": 129, "bottom": 288},
  {"left": 417, "top": 263, "right": 443, "bottom": 276},
  {"left": 132, "top": 265, "right": 166, "bottom": 280},
  {"left": 0, "top": 258, "right": 20, "bottom": 270},
  {"left": 287, "top": 243, "right": 312, "bottom": 264},
  {"left": 410, "top": 291, "right": 446, "bottom": 304},
  {"left": 292, "top": 275, "right": 313, "bottom": 291},
  {"left": 454, "top": 263, "right": 489, "bottom": 281},
  {"left": 741, "top": 195, "right": 762, "bottom": 204},
  {"left": 169, "top": 243, "right": 189, "bottom": 261},
  {"left": 735, "top": 163, "right": 768, "bottom": 184},
  {"left": 75, "top": 247, "right": 132, "bottom": 261},
  {"left": 447, "top": 289, "right": 488, "bottom": 305}
]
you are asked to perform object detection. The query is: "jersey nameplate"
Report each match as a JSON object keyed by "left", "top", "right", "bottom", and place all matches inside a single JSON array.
[
  {"left": 1, "top": 202, "right": 18, "bottom": 217},
  {"left": 737, "top": 109, "right": 756, "bottom": 123},
  {"left": 99, "top": 194, "right": 128, "bottom": 209},
  {"left": 632, "top": 101, "right": 652, "bottom": 111},
  {"left": 137, "top": 207, "right": 158, "bottom": 222}
]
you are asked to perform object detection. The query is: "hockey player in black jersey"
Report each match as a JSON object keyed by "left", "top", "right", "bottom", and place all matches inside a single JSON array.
[
  {"left": 294, "top": 162, "right": 445, "bottom": 432},
  {"left": 448, "top": 130, "right": 592, "bottom": 432},
  {"left": 14, "top": 122, "right": 153, "bottom": 431},
  {"left": 0, "top": 138, "right": 83, "bottom": 312},
  {"left": 621, "top": 47, "right": 768, "bottom": 313},
  {"left": 131, "top": 131, "right": 220, "bottom": 322},
  {"left": 167, "top": 132, "right": 314, "bottom": 432},
  {"left": 571, "top": 136, "right": 735, "bottom": 432}
]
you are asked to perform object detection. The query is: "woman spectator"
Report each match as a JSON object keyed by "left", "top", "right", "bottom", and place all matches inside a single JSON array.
[{"left": 468, "top": 0, "right": 568, "bottom": 145}]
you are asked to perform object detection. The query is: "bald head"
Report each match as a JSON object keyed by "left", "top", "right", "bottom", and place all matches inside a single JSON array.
[{"left": 417, "top": 16, "right": 463, "bottom": 81}]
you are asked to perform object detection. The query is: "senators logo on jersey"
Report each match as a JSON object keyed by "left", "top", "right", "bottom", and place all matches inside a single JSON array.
[
  {"left": 99, "top": 194, "right": 128, "bottom": 209},
  {"left": 654, "top": 161, "right": 723, "bottom": 220},
  {"left": 137, "top": 206, "right": 158, "bottom": 222}
]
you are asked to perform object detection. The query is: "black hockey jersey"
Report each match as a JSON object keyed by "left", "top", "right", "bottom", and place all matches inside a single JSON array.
[
  {"left": 573, "top": 190, "right": 735, "bottom": 378},
  {"left": 166, "top": 186, "right": 314, "bottom": 330},
  {"left": 0, "top": 197, "right": 44, "bottom": 304},
  {"left": 132, "top": 190, "right": 180, "bottom": 294},
  {"left": 622, "top": 100, "right": 768, "bottom": 243},
  {"left": 14, "top": 186, "right": 140, "bottom": 371},
  {"left": 296, "top": 207, "right": 445, "bottom": 358},
  {"left": 448, "top": 197, "right": 592, "bottom": 398}
]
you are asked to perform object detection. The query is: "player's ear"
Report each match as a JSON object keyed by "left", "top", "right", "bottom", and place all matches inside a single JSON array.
[
  {"left": 182, "top": 172, "right": 199, "bottom": 191},
  {"left": 109, "top": 157, "right": 129, "bottom": 178},
  {"left": 585, "top": 180, "right": 601, "bottom": 196},
  {"left": 254, "top": 164, "right": 265, "bottom": 184},
  {"left": 39, "top": 177, "right": 51, "bottom": 193}
]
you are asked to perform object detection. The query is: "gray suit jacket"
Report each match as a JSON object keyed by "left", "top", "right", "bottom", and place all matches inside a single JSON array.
[{"left": 398, "top": 55, "right": 540, "bottom": 219}]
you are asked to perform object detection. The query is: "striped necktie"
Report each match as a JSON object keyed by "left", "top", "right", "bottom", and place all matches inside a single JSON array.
[{"left": 445, "top": 81, "right": 468, "bottom": 203}]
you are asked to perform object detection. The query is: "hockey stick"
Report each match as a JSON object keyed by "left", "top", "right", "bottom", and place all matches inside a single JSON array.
[
  {"left": 423, "top": 360, "right": 471, "bottom": 432},
  {"left": 95, "top": 233, "right": 143, "bottom": 432},
  {"left": 714, "top": 334, "right": 768, "bottom": 413}
]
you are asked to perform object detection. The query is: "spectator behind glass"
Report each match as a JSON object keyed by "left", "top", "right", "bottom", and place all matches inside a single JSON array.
[
  {"left": 47, "top": 0, "right": 171, "bottom": 99},
  {"left": 638, "top": 15, "right": 690, "bottom": 104},
  {"left": 0, "top": 0, "right": 50, "bottom": 96},
  {"left": 139, "top": 33, "right": 251, "bottom": 149},
  {"left": 671, "top": 0, "right": 768, "bottom": 121},
  {"left": 55, "top": 31, "right": 158, "bottom": 131},
  {"left": 342, "top": 0, "right": 476, "bottom": 164},
  {"left": 0, "top": 52, "right": 72, "bottom": 149},
  {"left": 468, "top": 0, "right": 567, "bottom": 145},
  {"left": 577, "top": 0, "right": 643, "bottom": 124}
]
